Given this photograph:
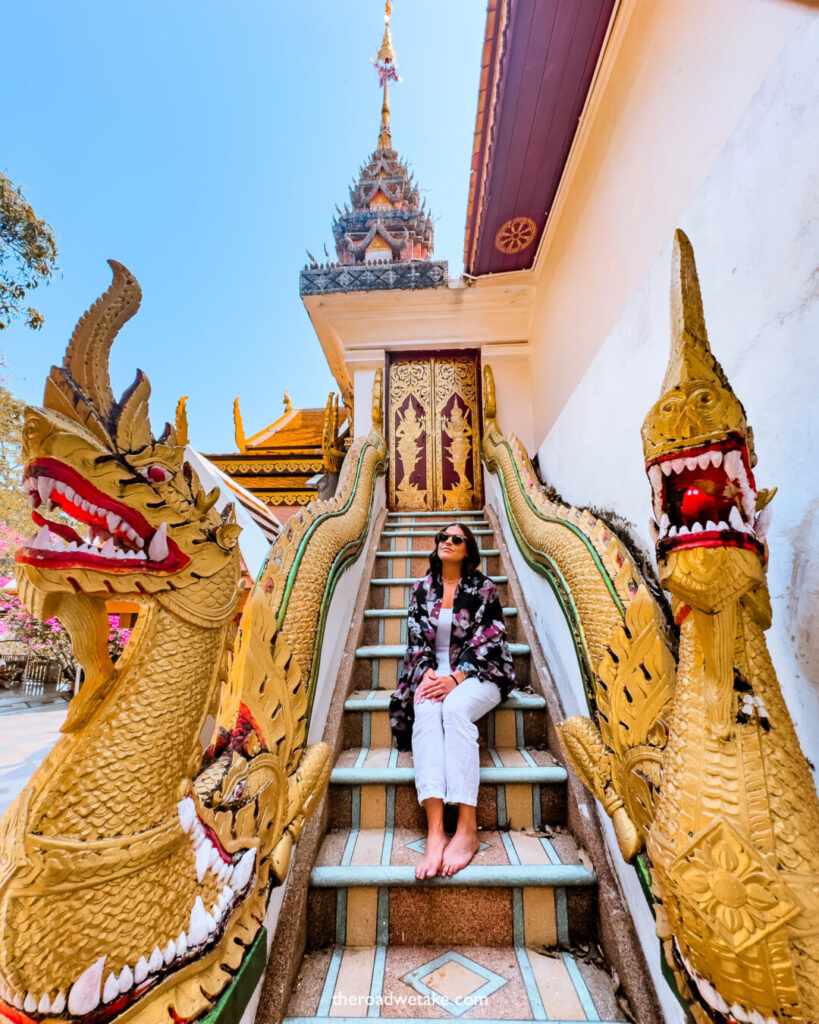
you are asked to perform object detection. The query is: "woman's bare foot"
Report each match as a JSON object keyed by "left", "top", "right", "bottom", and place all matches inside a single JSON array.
[
  {"left": 440, "top": 828, "right": 480, "bottom": 875},
  {"left": 416, "top": 831, "right": 448, "bottom": 879}
]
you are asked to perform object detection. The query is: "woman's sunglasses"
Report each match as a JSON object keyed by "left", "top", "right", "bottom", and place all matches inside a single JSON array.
[{"left": 435, "top": 532, "right": 466, "bottom": 546}]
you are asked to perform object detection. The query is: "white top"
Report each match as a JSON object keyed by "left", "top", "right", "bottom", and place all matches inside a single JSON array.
[{"left": 435, "top": 607, "right": 453, "bottom": 674}]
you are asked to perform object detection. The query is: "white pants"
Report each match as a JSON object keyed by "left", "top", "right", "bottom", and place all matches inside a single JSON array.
[{"left": 412, "top": 675, "right": 502, "bottom": 806}]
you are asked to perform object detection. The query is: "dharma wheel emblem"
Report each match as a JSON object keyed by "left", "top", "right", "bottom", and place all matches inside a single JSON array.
[{"left": 494, "top": 216, "right": 537, "bottom": 255}]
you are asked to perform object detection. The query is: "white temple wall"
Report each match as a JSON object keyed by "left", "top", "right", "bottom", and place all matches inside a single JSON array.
[
  {"left": 528, "top": 10, "right": 819, "bottom": 774},
  {"left": 479, "top": 350, "right": 535, "bottom": 454}
]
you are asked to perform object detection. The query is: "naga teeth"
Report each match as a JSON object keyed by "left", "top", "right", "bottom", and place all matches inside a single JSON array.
[
  {"left": 754, "top": 505, "right": 773, "bottom": 541},
  {"left": 31, "top": 525, "right": 52, "bottom": 551},
  {"left": 648, "top": 519, "right": 660, "bottom": 544},
  {"left": 723, "top": 449, "right": 742, "bottom": 480},
  {"left": 691, "top": 522, "right": 703, "bottom": 533},
  {"left": 162, "top": 940, "right": 176, "bottom": 966},
  {"left": 195, "top": 841, "right": 214, "bottom": 882},
  {"left": 729, "top": 506, "right": 745, "bottom": 532},
  {"left": 51, "top": 991, "right": 66, "bottom": 1013},
  {"left": 188, "top": 896, "right": 210, "bottom": 947},
  {"left": 134, "top": 957, "right": 149, "bottom": 984},
  {"left": 148, "top": 947, "right": 163, "bottom": 974},
  {"left": 710, "top": 450, "right": 723, "bottom": 468},
  {"left": 68, "top": 955, "right": 106, "bottom": 1016},
  {"left": 176, "top": 931, "right": 188, "bottom": 958},
  {"left": 177, "top": 797, "right": 196, "bottom": 833},
  {"left": 677, "top": 524, "right": 690, "bottom": 536},
  {"left": 103, "top": 972, "right": 119, "bottom": 1003},
  {"left": 232, "top": 848, "right": 255, "bottom": 892},
  {"left": 148, "top": 522, "right": 169, "bottom": 563},
  {"left": 37, "top": 994, "right": 51, "bottom": 1014},
  {"left": 117, "top": 965, "right": 133, "bottom": 994},
  {"left": 23, "top": 993, "right": 37, "bottom": 1013},
  {"left": 37, "top": 477, "right": 52, "bottom": 503},
  {"left": 705, "top": 520, "right": 718, "bottom": 532},
  {"left": 648, "top": 464, "right": 662, "bottom": 493}
]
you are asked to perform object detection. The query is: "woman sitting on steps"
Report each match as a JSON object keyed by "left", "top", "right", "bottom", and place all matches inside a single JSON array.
[{"left": 389, "top": 522, "right": 516, "bottom": 878}]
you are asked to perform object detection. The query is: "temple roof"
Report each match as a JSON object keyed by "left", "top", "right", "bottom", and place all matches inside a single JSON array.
[
  {"left": 464, "top": 0, "right": 615, "bottom": 275},
  {"left": 204, "top": 397, "right": 349, "bottom": 510},
  {"left": 300, "top": 2, "right": 447, "bottom": 297}
]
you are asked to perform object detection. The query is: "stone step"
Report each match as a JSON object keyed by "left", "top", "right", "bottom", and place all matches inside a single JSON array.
[
  {"left": 355, "top": 643, "right": 530, "bottom": 659},
  {"left": 285, "top": 943, "right": 627, "bottom": 1022},
  {"left": 342, "top": 687, "right": 548, "bottom": 751},
  {"left": 367, "top": 575, "right": 511, "bottom": 615},
  {"left": 353, "top": 642, "right": 529, "bottom": 690},
  {"left": 378, "top": 532, "right": 493, "bottom": 540},
  {"left": 328, "top": 748, "right": 566, "bottom": 831},
  {"left": 369, "top": 575, "right": 508, "bottom": 587},
  {"left": 373, "top": 552, "right": 501, "bottom": 579},
  {"left": 307, "top": 825, "right": 595, "bottom": 950},
  {"left": 376, "top": 548, "right": 500, "bottom": 557},
  {"left": 362, "top": 606, "right": 517, "bottom": 618},
  {"left": 386, "top": 510, "right": 489, "bottom": 518},
  {"left": 361, "top": 607, "right": 519, "bottom": 645}
]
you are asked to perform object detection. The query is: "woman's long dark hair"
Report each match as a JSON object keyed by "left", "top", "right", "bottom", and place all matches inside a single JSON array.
[{"left": 428, "top": 522, "right": 481, "bottom": 580}]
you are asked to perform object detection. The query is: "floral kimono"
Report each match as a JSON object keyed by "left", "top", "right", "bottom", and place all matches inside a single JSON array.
[{"left": 388, "top": 570, "right": 516, "bottom": 751}]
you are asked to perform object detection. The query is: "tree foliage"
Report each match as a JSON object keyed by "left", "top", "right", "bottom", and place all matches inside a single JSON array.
[
  {"left": 0, "top": 382, "right": 29, "bottom": 540},
  {"left": 0, "top": 172, "right": 58, "bottom": 331}
]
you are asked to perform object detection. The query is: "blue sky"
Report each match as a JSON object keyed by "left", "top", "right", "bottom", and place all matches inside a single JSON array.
[{"left": 1, "top": 0, "right": 485, "bottom": 452}]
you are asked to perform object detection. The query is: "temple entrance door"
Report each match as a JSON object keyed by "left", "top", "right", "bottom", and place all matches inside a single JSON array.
[{"left": 386, "top": 351, "right": 483, "bottom": 511}]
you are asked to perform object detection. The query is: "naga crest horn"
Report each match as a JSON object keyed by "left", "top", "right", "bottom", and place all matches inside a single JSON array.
[{"left": 44, "top": 261, "right": 158, "bottom": 450}]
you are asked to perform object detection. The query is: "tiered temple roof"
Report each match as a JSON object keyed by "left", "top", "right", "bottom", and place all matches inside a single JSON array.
[
  {"left": 299, "top": 13, "right": 447, "bottom": 297},
  {"left": 204, "top": 393, "right": 349, "bottom": 518}
]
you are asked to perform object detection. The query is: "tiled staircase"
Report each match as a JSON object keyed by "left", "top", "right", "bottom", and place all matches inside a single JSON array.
[{"left": 282, "top": 511, "right": 629, "bottom": 1023}]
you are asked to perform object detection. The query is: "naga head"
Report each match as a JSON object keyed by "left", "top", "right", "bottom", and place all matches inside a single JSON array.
[
  {"left": 641, "top": 231, "right": 774, "bottom": 618},
  {"left": 15, "top": 262, "right": 241, "bottom": 707}
]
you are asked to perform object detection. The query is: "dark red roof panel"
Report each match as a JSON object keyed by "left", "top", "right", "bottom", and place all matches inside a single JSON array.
[{"left": 464, "top": 0, "right": 615, "bottom": 275}]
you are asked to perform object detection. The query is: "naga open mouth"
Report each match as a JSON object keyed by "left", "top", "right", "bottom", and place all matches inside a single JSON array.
[
  {"left": 16, "top": 459, "right": 188, "bottom": 574},
  {"left": 646, "top": 435, "right": 769, "bottom": 557},
  {"left": 0, "top": 799, "right": 256, "bottom": 1024}
]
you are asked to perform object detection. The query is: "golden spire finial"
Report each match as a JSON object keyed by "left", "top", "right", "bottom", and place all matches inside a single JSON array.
[
  {"left": 373, "top": 0, "right": 399, "bottom": 151},
  {"left": 283, "top": 389, "right": 293, "bottom": 413}
]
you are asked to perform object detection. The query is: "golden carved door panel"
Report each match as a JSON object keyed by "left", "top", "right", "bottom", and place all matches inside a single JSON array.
[{"left": 387, "top": 353, "right": 482, "bottom": 511}]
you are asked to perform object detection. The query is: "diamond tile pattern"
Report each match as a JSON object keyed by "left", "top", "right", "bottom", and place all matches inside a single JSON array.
[{"left": 402, "top": 950, "right": 508, "bottom": 1017}]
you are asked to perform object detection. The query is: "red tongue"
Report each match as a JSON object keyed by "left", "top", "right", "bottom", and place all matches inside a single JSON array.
[
  {"left": 681, "top": 486, "right": 717, "bottom": 525},
  {"left": 31, "top": 510, "right": 83, "bottom": 545}
]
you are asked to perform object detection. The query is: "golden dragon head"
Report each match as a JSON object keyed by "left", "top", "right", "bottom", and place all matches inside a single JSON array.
[
  {"left": 641, "top": 230, "right": 774, "bottom": 618},
  {"left": 14, "top": 262, "right": 242, "bottom": 700}
]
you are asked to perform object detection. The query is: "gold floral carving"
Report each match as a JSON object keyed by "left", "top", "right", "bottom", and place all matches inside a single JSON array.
[
  {"left": 494, "top": 216, "right": 537, "bottom": 255},
  {"left": 0, "top": 262, "right": 334, "bottom": 1024},
  {"left": 388, "top": 355, "right": 481, "bottom": 511}
]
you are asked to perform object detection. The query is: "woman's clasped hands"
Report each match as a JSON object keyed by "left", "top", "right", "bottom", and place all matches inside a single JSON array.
[{"left": 414, "top": 667, "right": 458, "bottom": 703}]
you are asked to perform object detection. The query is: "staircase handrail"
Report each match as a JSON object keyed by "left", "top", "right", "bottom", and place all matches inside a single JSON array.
[
  {"left": 257, "top": 428, "right": 387, "bottom": 718},
  {"left": 480, "top": 365, "right": 676, "bottom": 862}
]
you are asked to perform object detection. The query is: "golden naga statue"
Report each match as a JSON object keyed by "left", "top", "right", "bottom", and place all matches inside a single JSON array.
[
  {"left": 639, "top": 230, "right": 819, "bottom": 1023},
  {"left": 0, "top": 262, "right": 332, "bottom": 1024}
]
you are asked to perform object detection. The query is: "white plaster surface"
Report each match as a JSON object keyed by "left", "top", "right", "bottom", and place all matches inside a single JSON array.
[
  {"left": 0, "top": 707, "right": 67, "bottom": 816},
  {"left": 485, "top": 474, "right": 687, "bottom": 1024},
  {"left": 536, "top": 19, "right": 819, "bottom": 778},
  {"left": 307, "top": 475, "right": 386, "bottom": 745}
]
